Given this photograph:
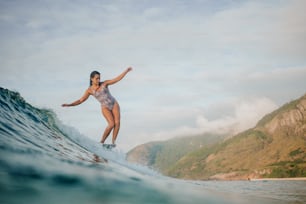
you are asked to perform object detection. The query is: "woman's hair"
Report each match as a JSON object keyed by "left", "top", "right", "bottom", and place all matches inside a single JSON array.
[{"left": 89, "top": 71, "right": 100, "bottom": 86}]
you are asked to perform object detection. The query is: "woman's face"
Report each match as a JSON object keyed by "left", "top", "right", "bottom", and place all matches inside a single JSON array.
[{"left": 91, "top": 74, "right": 100, "bottom": 86}]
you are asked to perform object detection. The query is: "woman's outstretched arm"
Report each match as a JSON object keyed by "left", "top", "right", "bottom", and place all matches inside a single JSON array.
[
  {"left": 104, "top": 67, "right": 132, "bottom": 86},
  {"left": 62, "top": 89, "right": 90, "bottom": 107}
]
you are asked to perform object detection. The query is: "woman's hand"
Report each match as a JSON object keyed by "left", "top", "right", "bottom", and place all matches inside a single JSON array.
[
  {"left": 61, "top": 104, "right": 70, "bottom": 107},
  {"left": 127, "top": 67, "right": 133, "bottom": 72}
]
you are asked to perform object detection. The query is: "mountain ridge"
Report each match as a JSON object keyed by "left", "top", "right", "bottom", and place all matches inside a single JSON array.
[
  {"left": 127, "top": 94, "right": 306, "bottom": 180},
  {"left": 127, "top": 134, "right": 226, "bottom": 174}
]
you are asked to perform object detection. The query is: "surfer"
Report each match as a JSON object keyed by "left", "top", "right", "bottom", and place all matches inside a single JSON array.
[{"left": 62, "top": 67, "right": 132, "bottom": 146}]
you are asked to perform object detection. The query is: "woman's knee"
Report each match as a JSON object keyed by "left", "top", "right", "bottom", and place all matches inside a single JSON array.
[
  {"left": 115, "top": 120, "right": 120, "bottom": 126},
  {"left": 107, "top": 122, "right": 115, "bottom": 129}
]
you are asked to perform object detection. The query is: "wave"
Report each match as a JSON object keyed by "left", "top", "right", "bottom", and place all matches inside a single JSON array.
[{"left": 0, "top": 87, "right": 303, "bottom": 204}]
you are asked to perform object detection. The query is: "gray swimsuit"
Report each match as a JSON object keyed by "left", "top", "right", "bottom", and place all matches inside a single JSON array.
[{"left": 93, "top": 83, "right": 116, "bottom": 110}]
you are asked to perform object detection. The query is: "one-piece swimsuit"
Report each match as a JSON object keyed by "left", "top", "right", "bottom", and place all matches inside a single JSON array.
[{"left": 92, "top": 83, "right": 116, "bottom": 110}]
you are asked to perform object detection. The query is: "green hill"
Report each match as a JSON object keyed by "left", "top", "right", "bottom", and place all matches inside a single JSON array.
[
  {"left": 127, "top": 94, "right": 306, "bottom": 180},
  {"left": 127, "top": 133, "right": 226, "bottom": 174},
  {"left": 168, "top": 94, "right": 306, "bottom": 180}
]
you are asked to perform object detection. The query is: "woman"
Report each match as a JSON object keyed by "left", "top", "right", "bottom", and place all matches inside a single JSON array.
[{"left": 62, "top": 67, "right": 132, "bottom": 147}]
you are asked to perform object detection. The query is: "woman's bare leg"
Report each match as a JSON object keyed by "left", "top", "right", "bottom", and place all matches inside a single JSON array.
[
  {"left": 101, "top": 107, "right": 115, "bottom": 143},
  {"left": 112, "top": 102, "right": 120, "bottom": 144}
]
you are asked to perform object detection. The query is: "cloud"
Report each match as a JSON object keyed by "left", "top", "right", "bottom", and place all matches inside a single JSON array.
[
  {"left": 246, "top": 67, "right": 306, "bottom": 82},
  {"left": 129, "top": 97, "right": 278, "bottom": 143},
  {"left": 2, "top": 0, "right": 305, "bottom": 76}
]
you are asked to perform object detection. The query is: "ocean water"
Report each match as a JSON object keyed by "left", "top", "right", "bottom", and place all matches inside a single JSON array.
[{"left": 0, "top": 87, "right": 305, "bottom": 204}]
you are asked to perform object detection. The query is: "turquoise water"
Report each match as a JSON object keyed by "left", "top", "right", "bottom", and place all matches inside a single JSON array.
[{"left": 0, "top": 87, "right": 305, "bottom": 204}]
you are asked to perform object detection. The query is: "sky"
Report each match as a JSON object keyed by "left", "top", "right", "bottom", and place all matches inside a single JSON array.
[{"left": 1, "top": 0, "right": 306, "bottom": 151}]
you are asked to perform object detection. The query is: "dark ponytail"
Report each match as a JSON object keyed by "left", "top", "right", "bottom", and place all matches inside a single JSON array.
[{"left": 89, "top": 71, "right": 100, "bottom": 86}]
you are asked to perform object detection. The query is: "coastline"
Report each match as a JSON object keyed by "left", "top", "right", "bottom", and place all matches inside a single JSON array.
[{"left": 250, "top": 177, "right": 306, "bottom": 181}]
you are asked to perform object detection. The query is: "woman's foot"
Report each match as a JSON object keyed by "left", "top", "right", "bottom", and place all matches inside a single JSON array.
[{"left": 102, "top": 143, "right": 116, "bottom": 149}]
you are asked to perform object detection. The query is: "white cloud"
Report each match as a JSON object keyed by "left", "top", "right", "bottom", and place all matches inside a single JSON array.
[
  {"left": 246, "top": 67, "right": 306, "bottom": 82},
  {"left": 129, "top": 97, "right": 278, "bottom": 144}
]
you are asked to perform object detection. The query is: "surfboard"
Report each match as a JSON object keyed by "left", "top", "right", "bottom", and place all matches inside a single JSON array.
[{"left": 102, "top": 144, "right": 116, "bottom": 150}]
